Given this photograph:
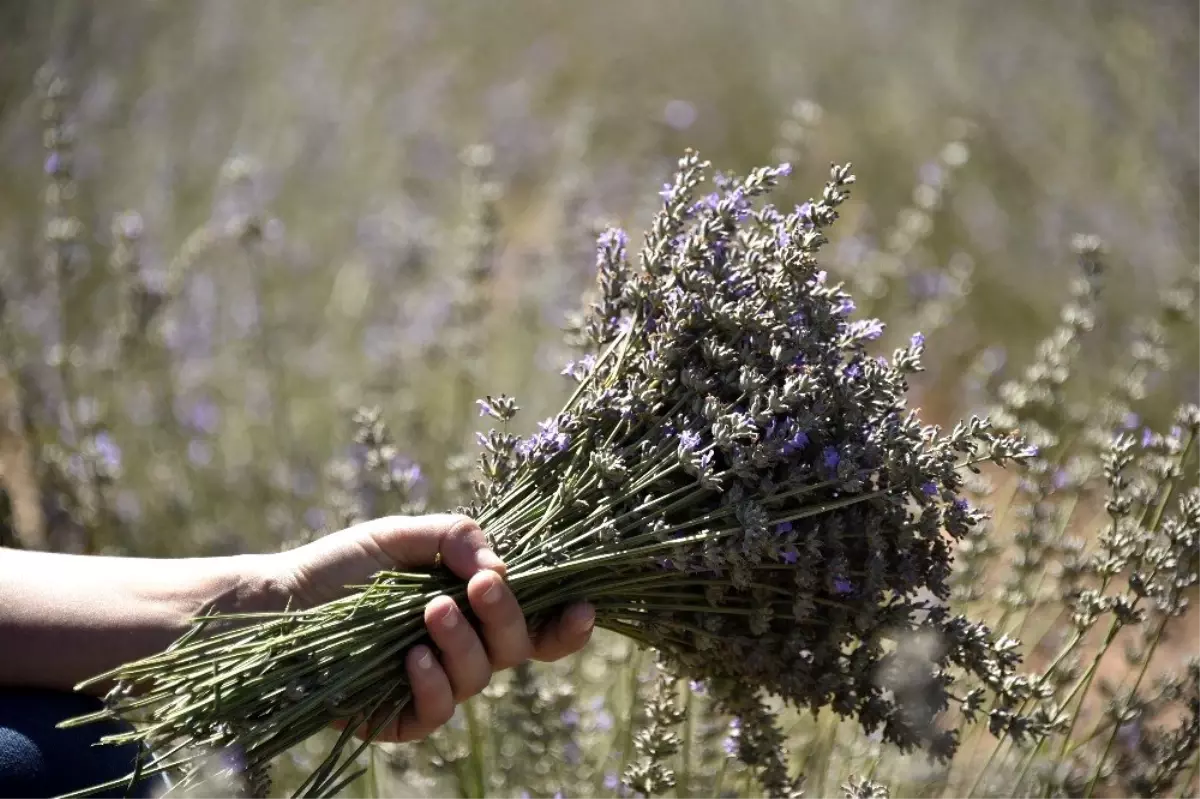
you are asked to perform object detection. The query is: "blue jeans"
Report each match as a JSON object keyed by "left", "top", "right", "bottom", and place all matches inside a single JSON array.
[{"left": 0, "top": 688, "right": 165, "bottom": 798}]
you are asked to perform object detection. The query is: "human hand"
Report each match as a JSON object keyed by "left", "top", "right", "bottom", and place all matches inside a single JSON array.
[{"left": 267, "top": 514, "right": 595, "bottom": 741}]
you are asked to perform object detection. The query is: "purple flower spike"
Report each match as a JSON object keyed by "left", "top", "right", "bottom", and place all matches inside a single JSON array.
[
  {"left": 822, "top": 446, "right": 841, "bottom": 470},
  {"left": 920, "top": 481, "right": 937, "bottom": 496},
  {"left": 849, "top": 319, "right": 885, "bottom": 341},
  {"left": 679, "top": 430, "right": 702, "bottom": 452},
  {"left": 833, "top": 577, "right": 854, "bottom": 595},
  {"left": 781, "top": 548, "right": 798, "bottom": 565},
  {"left": 775, "top": 521, "right": 794, "bottom": 534},
  {"left": 476, "top": 399, "right": 496, "bottom": 418},
  {"left": 782, "top": 431, "right": 809, "bottom": 455},
  {"left": 911, "top": 332, "right": 925, "bottom": 348},
  {"left": 599, "top": 227, "right": 628, "bottom": 252}
]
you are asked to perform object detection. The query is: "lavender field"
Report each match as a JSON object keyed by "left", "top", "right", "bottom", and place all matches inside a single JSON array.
[{"left": 0, "top": 2, "right": 1197, "bottom": 797}]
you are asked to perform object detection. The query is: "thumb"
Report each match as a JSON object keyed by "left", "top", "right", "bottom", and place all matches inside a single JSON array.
[
  {"left": 357, "top": 513, "right": 505, "bottom": 580},
  {"left": 279, "top": 514, "right": 505, "bottom": 607}
]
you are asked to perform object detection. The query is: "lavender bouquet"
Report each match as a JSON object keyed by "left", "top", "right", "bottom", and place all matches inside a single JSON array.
[{"left": 70, "top": 152, "right": 1042, "bottom": 797}]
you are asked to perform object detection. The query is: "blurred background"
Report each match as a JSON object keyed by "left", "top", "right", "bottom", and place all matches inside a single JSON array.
[
  {"left": 0, "top": 1, "right": 1196, "bottom": 794},
  {"left": 1, "top": 0, "right": 1195, "bottom": 557}
]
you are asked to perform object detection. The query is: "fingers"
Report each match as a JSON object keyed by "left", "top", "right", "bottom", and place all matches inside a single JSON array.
[
  {"left": 365, "top": 645, "right": 455, "bottom": 743},
  {"left": 380, "top": 576, "right": 533, "bottom": 741},
  {"left": 532, "top": 602, "right": 595, "bottom": 662},
  {"left": 424, "top": 596, "right": 492, "bottom": 701},
  {"left": 359, "top": 514, "right": 506, "bottom": 581},
  {"left": 345, "top": 599, "right": 596, "bottom": 744},
  {"left": 466, "top": 570, "right": 532, "bottom": 670},
  {"left": 394, "top": 644, "right": 456, "bottom": 741}
]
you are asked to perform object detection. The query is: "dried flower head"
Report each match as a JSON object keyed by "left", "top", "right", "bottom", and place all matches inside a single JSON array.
[{"left": 70, "top": 151, "right": 1040, "bottom": 797}]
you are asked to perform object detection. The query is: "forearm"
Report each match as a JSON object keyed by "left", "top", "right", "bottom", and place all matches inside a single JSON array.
[{"left": 0, "top": 548, "right": 282, "bottom": 694}]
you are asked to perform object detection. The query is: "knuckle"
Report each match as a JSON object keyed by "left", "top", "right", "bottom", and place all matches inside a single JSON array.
[
  {"left": 444, "top": 623, "right": 478, "bottom": 653},
  {"left": 446, "top": 514, "right": 482, "bottom": 543},
  {"left": 478, "top": 603, "right": 515, "bottom": 631}
]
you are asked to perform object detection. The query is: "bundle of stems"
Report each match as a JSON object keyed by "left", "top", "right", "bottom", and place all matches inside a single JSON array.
[{"left": 67, "top": 153, "right": 1038, "bottom": 797}]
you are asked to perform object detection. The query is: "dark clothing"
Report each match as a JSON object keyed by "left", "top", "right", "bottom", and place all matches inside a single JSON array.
[{"left": 0, "top": 688, "right": 164, "bottom": 798}]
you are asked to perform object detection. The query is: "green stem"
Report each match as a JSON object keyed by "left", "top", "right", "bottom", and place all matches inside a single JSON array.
[
  {"left": 617, "top": 649, "right": 643, "bottom": 781},
  {"left": 1082, "top": 613, "right": 1169, "bottom": 797},
  {"left": 463, "top": 697, "right": 488, "bottom": 799},
  {"left": 365, "top": 747, "right": 380, "bottom": 799},
  {"left": 678, "top": 682, "right": 694, "bottom": 799}
]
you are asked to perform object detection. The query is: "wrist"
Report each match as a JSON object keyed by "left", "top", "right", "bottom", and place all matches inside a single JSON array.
[
  {"left": 107, "top": 553, "right": 291, "bottom": 657},
  {"left": 197, "top": 553, "right": 293, "bottom": 617}
]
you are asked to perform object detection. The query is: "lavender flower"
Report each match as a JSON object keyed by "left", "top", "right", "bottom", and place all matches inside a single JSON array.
[
  {"left": 822, "top": 446, "right": 841, "bottom": 470},
  {"left": 83, "top": 153, "right": 1039, "bottom": 798},
  {"left": 847, "top": 318, "right": 886, "bottom": 341}
]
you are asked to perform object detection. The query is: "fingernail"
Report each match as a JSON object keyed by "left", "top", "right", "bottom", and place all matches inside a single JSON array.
[
  {"left": 440, "top": 606, "right": 459, "bottom": 630},
  {"left": 414, "top": 646, "right": 434, "bottom": 670},
  {"left": 480, "top": 573, "right": 503, "bottom": 606},
  {"left": 476, "top": 548, "right": 505, "bottom": 573}
]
